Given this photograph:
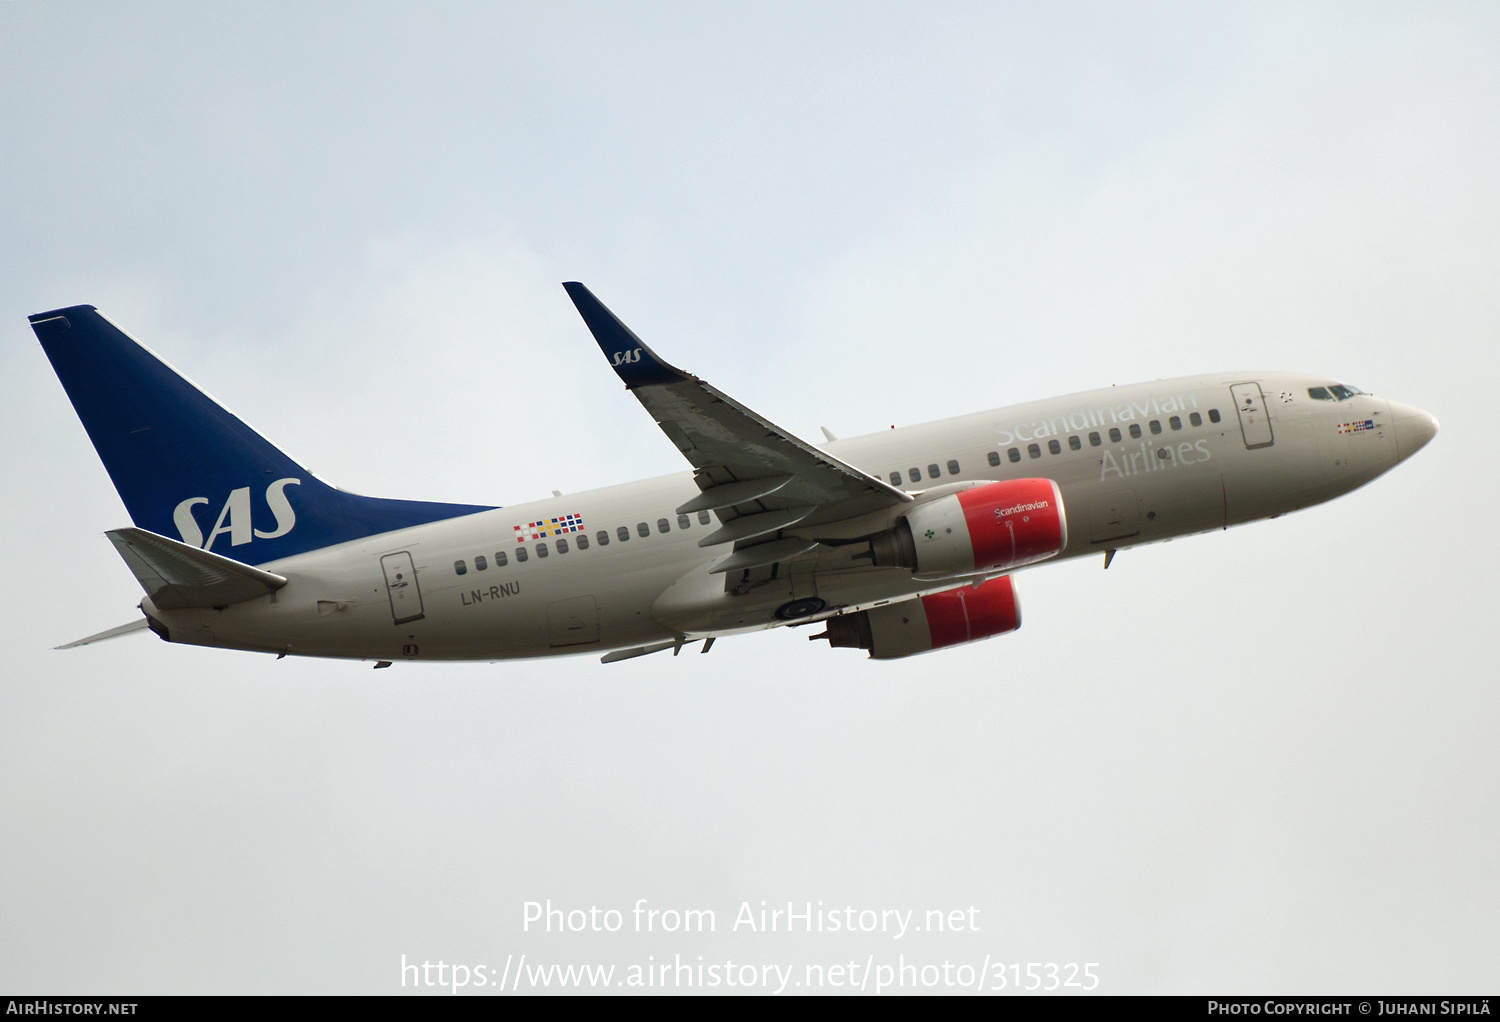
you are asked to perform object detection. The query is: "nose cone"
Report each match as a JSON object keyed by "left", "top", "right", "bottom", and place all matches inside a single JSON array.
[{"left": 1390, "top": 401, "right": 1439, "bottom": 461}]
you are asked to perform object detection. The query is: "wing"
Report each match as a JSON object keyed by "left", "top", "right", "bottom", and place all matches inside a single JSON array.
[{"left": 563, "top": 283, "right": 910, "bottom": 573}]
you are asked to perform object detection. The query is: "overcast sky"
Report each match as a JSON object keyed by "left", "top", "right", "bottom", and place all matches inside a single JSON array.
[{"left": 2, "top": 1, "right": 1496, "bottom": 995}]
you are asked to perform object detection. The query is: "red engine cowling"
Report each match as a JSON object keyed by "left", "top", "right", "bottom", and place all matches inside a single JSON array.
[
  {"left": 864, "top": 478, "right": 1067, "bottom": 578},
  {"left": 812, "top": 575, "right": 1022, "bottom": 659}
]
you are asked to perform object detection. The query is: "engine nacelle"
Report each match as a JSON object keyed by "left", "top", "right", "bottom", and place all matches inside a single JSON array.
[
  {"left": 863, "top": 478, "right": 1067, "bottom": 578},
  {"left": 812, "top": 575, "right": 1021, "bottom": 659}
]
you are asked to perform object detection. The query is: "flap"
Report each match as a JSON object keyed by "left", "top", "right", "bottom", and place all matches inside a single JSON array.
[{"left": 106, "top": 527, "right": 288, "bottom": 610}]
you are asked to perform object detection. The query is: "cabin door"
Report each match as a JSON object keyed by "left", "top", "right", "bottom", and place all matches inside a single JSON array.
[
  {"left": 380, "top": 551, "right": 425, "bottom": 625},
  {"left": 1230, "top": 383, "right": 1274, "bottom": 449}
]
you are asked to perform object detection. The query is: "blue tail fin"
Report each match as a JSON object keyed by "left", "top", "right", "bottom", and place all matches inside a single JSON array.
[{"left": 31, "top": 306, "right": 494, "bottom": 565}]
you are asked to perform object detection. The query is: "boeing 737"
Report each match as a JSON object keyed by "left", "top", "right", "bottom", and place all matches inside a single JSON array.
[{"left": 31, "top": 284, "right": 1438, "bottom": 664}]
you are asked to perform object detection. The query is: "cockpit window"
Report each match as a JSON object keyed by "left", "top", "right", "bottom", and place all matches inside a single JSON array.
[
  {"left": 1307, "top": 387, "right": 1333, "bottom": 401},
  {"left": 1329, "top": 384, "right": 1364, "bottom": 401}
]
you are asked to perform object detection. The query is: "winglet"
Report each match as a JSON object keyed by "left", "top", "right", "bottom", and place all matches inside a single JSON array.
[{"left": 562, "top": 282, "right": 692, "bottom": 388}]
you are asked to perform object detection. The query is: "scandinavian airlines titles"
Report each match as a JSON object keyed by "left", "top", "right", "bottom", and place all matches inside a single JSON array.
[{"left": 991, "top": 391, "right": 1201, "bottom": 444}]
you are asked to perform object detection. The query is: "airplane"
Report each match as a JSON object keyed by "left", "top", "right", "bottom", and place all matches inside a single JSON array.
[{"left": 30, "top": 283, "right": 1438, "bottom": 665}]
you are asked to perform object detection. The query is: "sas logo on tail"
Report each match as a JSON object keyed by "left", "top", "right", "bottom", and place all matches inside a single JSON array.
[
  {"left": 173, "top": 478, "right": 300, "bottom": 551},
  {"left": 610, "top": 348, "right": 643, "bottom": 366}
]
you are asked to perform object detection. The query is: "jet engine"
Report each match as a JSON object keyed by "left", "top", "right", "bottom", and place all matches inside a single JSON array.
[
  {"left": 811, "top": 575, "right": 1021, "bottom": 659},
  {"left": 860, "top": 478, "right": 1066, "bottom": 578}
]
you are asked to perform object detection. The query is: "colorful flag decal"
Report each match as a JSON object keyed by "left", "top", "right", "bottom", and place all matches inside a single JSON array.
[
  {"left": 1337, "top": 420, "right": 1375, "bottom": 434},
  {"left": 514, "top": 514, "right": 585, "bottom": 541}
]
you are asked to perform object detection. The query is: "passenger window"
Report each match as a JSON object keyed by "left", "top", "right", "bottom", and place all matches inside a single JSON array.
[
  {"left": 1208, "top": 409, "right": 1221, "bottom": 423},
  {"left": 698, "top": 511, "right": 711, "bottom": 525},
  {"left": 947, "top": 459, "right": 960, "bottom": 475},
  {"left": 1108, "top": 427, "right": 1122, "bottom": 443},
  {"left": 657, "top": 518, "right": 670, "bottom": 534},
  {"left": 495, "top": 550, "right": 508, "bottom": 566},
  {"left": 577, "top": 534, "right": 590, "bottom": 550},
  {"left": 558, "top": 538, "right": 570, "bottom": 553},
  {"left": 1027, "top": 443, "right": 1041, "bottom": 459},
  {"left": 1149, "top": 420, "right": 1162, "bottom": 435},
  {"left": 617, "top": 526, "right": 630, "bottom": 542},
  {"left": 1008, "top": 448, "right": 1021, "bottom": 463},
  {"left": 1068, "top": 435, "right": 1081, "bottom": 450},
  {"left": 515, "top": 546, "right": 529, "bottom": 562},
  {"left": 890, "top": 471, "right": 903, "bottom": 485},
  {"left": 597, "top": 530, "right": 609, "bottom": 546},
  {"left": 678, "top": 514, "right": 690, "bottom": 530},
  {"left": 637, "top": 522, "right": 650, "bottom": 538},
  {"left": 1129, "top": 424, "right": 1142, "bottom": 439},
  {"left": 1047, "top": 439, "right": 1061, "bottom": 455},
  {"left": 987, "top": 451, "right": 1001, "bottom": 467},
  {"left": 1169, "top": 416, "right": 1181, "bottom": 430},
  {"left": 454, "top": 559, "right": 467, "bottom": 575},
  {"left": 536, "top": 542, "right": 549, "bottom": 558},
  {"left": 474, "top": 554, "right": 488, "bottom": 571},
  {"left": 1189, "top": 412, "right": 1202, "bottom": 427},
  {"left": 927, "top": 464, "right": 940, "bottom": 479},
  {"left": 1088, "top": 432, "right": 1101, "bottom": 447},
  {"left": 908, "top": 468, "right": 921, "bottom": 483}
]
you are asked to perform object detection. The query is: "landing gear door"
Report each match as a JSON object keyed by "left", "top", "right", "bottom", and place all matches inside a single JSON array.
[
  {"left": 1231, "top": 383, "right": 1274, "bottom": 449},
  {"left": 380, "top": 551, "right": 425, "bottom": 625}
]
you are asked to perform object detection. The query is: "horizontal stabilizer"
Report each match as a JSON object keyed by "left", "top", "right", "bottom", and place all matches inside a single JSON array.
[
  {"left": 55, "top": 617, "right": 150, "bottom": 649},
  {"left": 106, "top": 527, "right": 288, "bottom": 610}
]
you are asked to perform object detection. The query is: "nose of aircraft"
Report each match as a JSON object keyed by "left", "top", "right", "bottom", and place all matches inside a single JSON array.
[{"left": 1389, "top": 400, "right": 1439, "bottom": 461}]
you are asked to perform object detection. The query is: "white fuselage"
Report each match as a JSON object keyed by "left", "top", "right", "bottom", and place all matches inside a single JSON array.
[{"left": 143, "top": 372, "right": 1433, "bottom": 662}]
